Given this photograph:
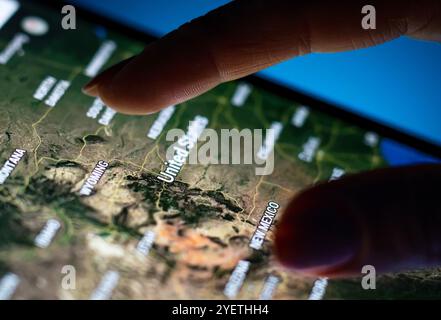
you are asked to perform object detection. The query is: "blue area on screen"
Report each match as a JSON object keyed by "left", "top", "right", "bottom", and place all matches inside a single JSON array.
[
  {"left": 94, "top": 26, "right": 107, "bottom": 39},
  {"left": 381, "top": 139, "right": 440, "bottom": 167}
]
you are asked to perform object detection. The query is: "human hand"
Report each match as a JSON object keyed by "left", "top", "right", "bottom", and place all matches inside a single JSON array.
[{"left": 82, "top": 0, "right": 441, "bottom": 277}]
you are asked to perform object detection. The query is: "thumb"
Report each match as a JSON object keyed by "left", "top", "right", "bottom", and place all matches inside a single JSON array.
[{"left": 274, "top": 164, "right": 441, "bottom": 278}]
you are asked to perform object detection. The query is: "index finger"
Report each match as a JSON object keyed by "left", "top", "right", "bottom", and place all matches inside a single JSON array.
[{"left": 83, "top": 0, "right": 440, "bottom": 114}]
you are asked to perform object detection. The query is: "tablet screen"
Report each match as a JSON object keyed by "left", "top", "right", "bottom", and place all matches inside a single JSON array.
[{"left": 0, "top": 0, "right": 439, "bottom": 300}]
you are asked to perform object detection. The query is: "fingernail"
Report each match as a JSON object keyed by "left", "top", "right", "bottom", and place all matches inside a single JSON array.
[
  {"left": 274, "top": 199, "right": 360, "bottom": 272},
  {"left": 82, "top": 80, "right": 99, "bottom": 96},
  {"left": 82, "top": 56, "right": 136, "bottom": 97},
  {"left": 82, "top": 70, "right": 110, "bottom": 96},
  {"left": 82, "top": 68, "right": 113, "bottom": 96}
]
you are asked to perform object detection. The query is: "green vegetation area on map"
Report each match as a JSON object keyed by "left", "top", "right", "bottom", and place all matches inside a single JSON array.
[{"left": 0, "top": 1, "right": 440, "bottom": 299}]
